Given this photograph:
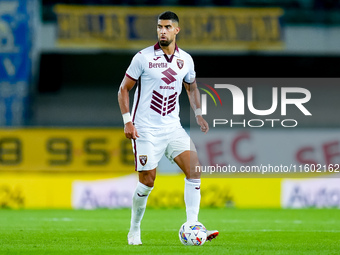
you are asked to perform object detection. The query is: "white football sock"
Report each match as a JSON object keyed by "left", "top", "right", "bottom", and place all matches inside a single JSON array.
[
  {"left": 184, "top": 178, "right": 201, "bottom": 223},
  {"left": 129, "top": 182, "right": 153, "bottom": 233}
]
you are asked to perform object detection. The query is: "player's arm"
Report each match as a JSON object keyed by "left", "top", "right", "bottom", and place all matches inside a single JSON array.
[
  {"left": 118, "top": 75, "right": 139, "bottom": 140},
  {"left": 184, "top": 80, "right": 209, "bottom": 134}
]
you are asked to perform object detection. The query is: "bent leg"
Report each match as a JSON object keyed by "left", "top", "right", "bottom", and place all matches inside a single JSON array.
[
  {"left": 174, "top": 150, "right": 201, "bottom": 179},
  {"left": 174, "top": 151, "right": 201, "bottom": 223}
]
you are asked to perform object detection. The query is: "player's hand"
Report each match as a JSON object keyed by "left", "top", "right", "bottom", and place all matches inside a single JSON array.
[
  {"left": 124, "top": 122, "right": 139, "bottom": 140},
  {"left": 196, "top": 115, "right": 209, "bottom": 134}
]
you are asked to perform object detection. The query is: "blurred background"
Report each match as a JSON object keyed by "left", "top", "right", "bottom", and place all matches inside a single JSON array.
[{"left": 1, "top": 0, "right": 340, "bottom": 210}]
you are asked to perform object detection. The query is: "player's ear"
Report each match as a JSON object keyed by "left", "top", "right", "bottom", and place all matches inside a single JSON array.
[{"left": 175, "top": 26, "right": 180, "bottom": 35}]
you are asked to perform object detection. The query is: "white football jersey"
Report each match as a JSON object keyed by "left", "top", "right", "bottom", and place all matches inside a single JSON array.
[{"left": 126, "top": 43, "right": 196, "bottom": 130}]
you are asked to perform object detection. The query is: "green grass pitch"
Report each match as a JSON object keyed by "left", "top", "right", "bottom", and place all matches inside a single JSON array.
[{"left": 1, "top": 208, "right": 339, "bottom": 254}]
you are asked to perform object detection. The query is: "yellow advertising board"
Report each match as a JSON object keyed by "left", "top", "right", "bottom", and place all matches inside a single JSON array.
[
  {"left": 0, "top": 172, "right": 121, "bottom": 208},
  {"left": 0, "top": 128, "right": 133, "bottom": 172},
  {"left": 0, "top": 173, "right": 281, "bottom": 209},
  {"left": 54, "top": 6, "right": 284, "bottom": 51},
  {"left": 150, "top": 176, "right": 281, "bottom": 208}
]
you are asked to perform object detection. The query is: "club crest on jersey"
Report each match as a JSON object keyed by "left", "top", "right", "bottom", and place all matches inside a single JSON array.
[
  {"left": 139, "top": 155, "right": 148, "bottom": 166},
  {"left": 177, "top": 59, "right": 184, "bottom": 69}
]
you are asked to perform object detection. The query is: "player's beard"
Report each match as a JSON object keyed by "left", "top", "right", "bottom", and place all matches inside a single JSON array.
[{"left": 159, "top": 38, "right": 173, "bottom": 47}]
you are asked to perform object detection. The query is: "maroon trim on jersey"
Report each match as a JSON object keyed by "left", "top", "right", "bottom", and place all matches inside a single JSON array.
[
  {"left": 132, "top": 78, "right": 141, "bottom": 122},
  {"left": 154, "top": 42, "right": 179, "bottom": 53},
  {"left": 125, "top": 73, "right": 137, "bottom": 82},
  {"left": 133, "top": 139, "right": 137, "bottom": 171},
  {"left": 175, "top": 44, "right": 179, "bottom": 53},
  {"left": 154, "top": 42, "right": 161, "bottom": 51},
  {"left": 164, "top": 54, "right": 175, "bottom": 63},
  {"left": 184, "top": 78, "right": 196, "bottom": 85},
  {"left": 154, "top": 42, "right": 179, "bottom": 63}
]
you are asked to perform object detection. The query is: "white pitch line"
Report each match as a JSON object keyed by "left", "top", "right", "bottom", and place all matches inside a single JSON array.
[
  {"left": 221, "top": 219, "right": 340, "bottom": 224},
  {"left": 43, "top": 218, "right": 73, "bottom": 221},
  {"left": 239, "top": 229, "right": 340, "bottom": 233}
]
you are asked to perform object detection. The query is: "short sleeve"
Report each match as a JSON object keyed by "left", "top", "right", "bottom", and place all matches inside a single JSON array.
[
  {"left": 184, "top": 56, "right": 196, "bottom": 84},
  {"left": 126, "top": 52, "right": 144, "bottom": 81}
]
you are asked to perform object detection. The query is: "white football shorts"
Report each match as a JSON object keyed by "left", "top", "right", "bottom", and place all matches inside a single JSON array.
[{"left": 131, "top": 126, "right": 196, "bottom": 171}]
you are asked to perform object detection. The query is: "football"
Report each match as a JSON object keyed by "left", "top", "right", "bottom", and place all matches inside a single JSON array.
[{"left": 178, "top": 221, "right": 207, "bottom": 246}]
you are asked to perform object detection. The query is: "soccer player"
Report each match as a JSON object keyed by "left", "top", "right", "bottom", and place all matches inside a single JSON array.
[{"left": 118, "top": 11, "right": 219, "bottom": 245}]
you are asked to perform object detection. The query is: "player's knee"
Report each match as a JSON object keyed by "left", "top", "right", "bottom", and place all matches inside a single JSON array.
[
  {"left": 142, "top": 179, "right": 155, "bottom": 187},
  {"left": 139, "top": 172, "right": 156, "bottom": 187}
]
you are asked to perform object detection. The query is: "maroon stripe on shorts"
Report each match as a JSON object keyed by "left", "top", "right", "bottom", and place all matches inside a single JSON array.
[{"left": 133, "top": 139, "right": 137, "bottom": 171}]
